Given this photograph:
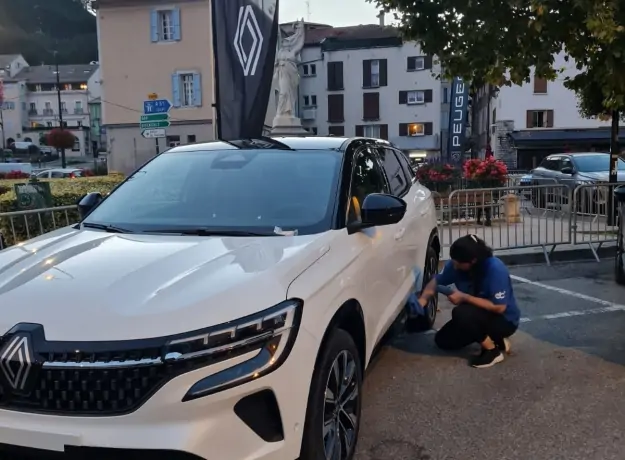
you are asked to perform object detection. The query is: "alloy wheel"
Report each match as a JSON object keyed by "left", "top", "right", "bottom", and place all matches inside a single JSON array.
[
  {"left": 322, "top": 350, "right": 359, "bottom": 460},
  {"left": 425, "top": 254, "right": 438, "bottom": 321}
]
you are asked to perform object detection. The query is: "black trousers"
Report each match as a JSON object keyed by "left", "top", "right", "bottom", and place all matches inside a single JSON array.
[{"left": 435, "top": 303, "right": 517, "bottom": 351}]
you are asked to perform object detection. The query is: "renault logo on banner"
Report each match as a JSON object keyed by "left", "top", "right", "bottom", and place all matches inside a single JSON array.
[
  {"left": 0, "top": 334, "right": 34, "bottom": 391},
  {"left": 233, "top": 5, "right": 264, "bottom": 77}
]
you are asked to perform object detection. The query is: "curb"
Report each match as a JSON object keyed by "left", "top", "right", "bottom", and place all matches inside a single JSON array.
[{"left": 439, "top": 244, "right": 616, "bottom": 269}]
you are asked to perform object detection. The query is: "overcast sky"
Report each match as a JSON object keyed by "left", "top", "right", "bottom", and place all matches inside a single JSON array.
[{"left": 280, "top": 0, "right": 381, "bottom": 26}]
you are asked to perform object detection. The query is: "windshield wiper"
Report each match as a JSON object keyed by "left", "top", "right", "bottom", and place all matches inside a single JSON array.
[
  {"left": 150, "top": 228, "right": 277, "bottom": 237},
  {"left": 82, "top": 222, "right": 132, "bottom": 233}
]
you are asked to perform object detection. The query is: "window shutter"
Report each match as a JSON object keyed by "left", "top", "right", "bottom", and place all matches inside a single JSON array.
[
  {"left": 424, "top": 90, "right": 433, "bottom": 103},
  {"left": 526, "top": 110, "right": 533, "bottom": 128},
  {"left": 336, "top": 62, "right": 344, "bottom": 90},
  {"left": 172, "top": 7, "right": 181, "bottom": 41},
  {"left": 150, "top": 10, "right": 159, "bottom": 42},
  {"left": 328, "top": 94, "right": 344, "bottom": 122},
  {"left": 362, "top": 60, "right": 372, "bottom": 88},
  {"left": 379, "top": 59, "right": 388, "bottom": 86},
  {"left": 424, "top": 122, "right": 433, "bottom": 135},
  {"left": 398, "top": 91, "right": 407, "bottom": 104},
  {"left": 171, "top": 73, "right": 181, "bottom": 107},
  {"left": 407, "top": 57, "right": 415, "bottom": 71},
  {"left": 534, "top": 76, "right": 547, "bottom": 94},
  {"left": 363, "top": 93, "right": 379, "bottom": 120},
  {"left": 399, "top": 123, "right": 408, "bottom": 136},
  {"left": 192, "top": 73, "right": 202, "bottom": 106},
  {"left": 380, "top": 124, "right": 388, "bottom": 140},
  {"left": 424, "top": 56, "right": 433, "bottom": 70},
  {"left": 355, "top": 125, "right": 364, "bottom": 136},
  {"left": 546, "top": 110, "right": 554, "bottom": 127},
  {"left": 329, "top": 125, "right": 344, "bottom": 136}
]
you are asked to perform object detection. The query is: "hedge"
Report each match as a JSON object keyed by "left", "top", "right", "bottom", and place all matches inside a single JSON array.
[{"left": 0, "top": 174, "right": 125, "bottom": 246}]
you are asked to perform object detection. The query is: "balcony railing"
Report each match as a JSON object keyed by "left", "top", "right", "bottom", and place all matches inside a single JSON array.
[
  {"left": 28, "top": 109, "right": 38, "bottom": 116},
  {"left": 301, "top": 108, "right": 317, "bottom": 120},
  {"left": 74, "top": 108, "right": 84, "bottom": 115},
  {"left": 43, "top": 109, "right": 54, "bottom": 116}
]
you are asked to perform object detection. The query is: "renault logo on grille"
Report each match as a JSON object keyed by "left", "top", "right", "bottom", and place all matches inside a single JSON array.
[{"left": 0, "top": 335, "right": 34, "bottom": 391}]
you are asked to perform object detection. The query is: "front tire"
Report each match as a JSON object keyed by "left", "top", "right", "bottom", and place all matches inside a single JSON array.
[{"left": 300, "top": 328, "right": 363, "bottom": 460}]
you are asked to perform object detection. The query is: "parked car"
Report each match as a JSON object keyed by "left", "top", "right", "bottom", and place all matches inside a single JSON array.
[
  {"left": 0, "top": 136, "right": 440, "bottom": 460},
  {"left": 530, "top": 152, "right": 625, "bottom": 209},
  {"left": 35, "top": 168, "right": 84, "bottom": 179}
]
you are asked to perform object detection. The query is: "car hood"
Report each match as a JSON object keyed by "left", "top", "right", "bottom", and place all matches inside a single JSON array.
[
  {"left": 0, "top": 227, "right": 331, "bottom": 341},
  {"left": 576, "top": 171, "right": 625, "bottom": 182}
]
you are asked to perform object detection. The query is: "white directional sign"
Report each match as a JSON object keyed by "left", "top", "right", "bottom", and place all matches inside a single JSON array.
[{"left": 141, "top": 128, "right": 166, "bottom": 139}]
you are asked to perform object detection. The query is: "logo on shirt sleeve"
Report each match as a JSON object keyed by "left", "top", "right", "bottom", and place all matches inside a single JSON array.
[{"left": 494, "top": 291, "right": 506, "bottom": 300}]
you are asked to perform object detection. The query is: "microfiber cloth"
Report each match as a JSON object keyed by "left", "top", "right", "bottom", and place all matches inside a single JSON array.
[{"left": 406, "top": 267, "right": 425, "bottom": 317}]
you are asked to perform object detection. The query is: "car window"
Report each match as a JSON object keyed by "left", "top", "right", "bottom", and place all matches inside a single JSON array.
[
  {"left": 36, "top": 171, "right": 49, "bottom": 178},
  {"left": 348, "top": 147, "right": 389, "bottom": 223},
  {"left": 378, "top": 147, "right": 410, "bottom": 197},
  {"left": 394, "top": 149, "right": 415, "bottom": 181},
  {"left": 539, "top": 158, "right": 559, "bottom": 171},
  {"left": 573, "top": 155, "right": 625, "bottom": 172},
  {"left": 560, "top": 158, "right": 573, "bottom": 170},
  {"left": 50, "top": 171, "right": 64, "bottom": 178},
  {"left": 83, "top": 149, "right": 342, "bottom": 236}
]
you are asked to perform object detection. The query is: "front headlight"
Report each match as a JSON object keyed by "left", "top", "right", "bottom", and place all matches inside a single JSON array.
[{"left": 163, "top": 299, "right": 302, "bottom": 401}]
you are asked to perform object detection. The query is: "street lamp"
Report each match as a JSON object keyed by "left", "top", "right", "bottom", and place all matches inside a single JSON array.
[{"left": 54, "top": 51, "right": 66, "bottom": 168}]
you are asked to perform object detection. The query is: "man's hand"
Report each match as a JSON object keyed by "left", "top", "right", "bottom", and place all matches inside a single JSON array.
[
  {"left": 418, "top": 296, "right": 429, "bottom": 307},
  {"left": 447, "top": 290, "right": 467, "bottom": 305}
]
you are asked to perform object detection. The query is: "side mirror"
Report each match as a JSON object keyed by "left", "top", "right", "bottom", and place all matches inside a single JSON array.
[
  {"left": 347, "top": 193, "right": 407, "bottom": 234},
  {"left": 561, "top": 166, "right": 574, "bottom": 174},
  {"left": 77, "top": 192, "right": 103, "bottom": 219}
]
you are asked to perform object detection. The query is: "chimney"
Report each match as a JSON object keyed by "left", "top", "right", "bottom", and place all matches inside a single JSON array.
[{"left": 377, "top": 11, "right": 385, "bottom": 27}]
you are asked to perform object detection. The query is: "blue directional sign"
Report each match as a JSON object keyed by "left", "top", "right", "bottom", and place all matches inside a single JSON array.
[{"left": 143, "top": 99, "right": 172, "bottom": 114}]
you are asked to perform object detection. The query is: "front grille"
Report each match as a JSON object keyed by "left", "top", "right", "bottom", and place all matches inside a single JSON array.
[
  {"left": 0, "top": 444, "right": 205, "bottom": 460},
  {"left": 0, "top": 348, "right": 171, "bottom": 416}
]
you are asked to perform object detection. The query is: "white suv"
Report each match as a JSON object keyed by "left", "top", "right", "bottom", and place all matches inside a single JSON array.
[{"left": 0, "top": 136, "right": 439, "bottom": 460}]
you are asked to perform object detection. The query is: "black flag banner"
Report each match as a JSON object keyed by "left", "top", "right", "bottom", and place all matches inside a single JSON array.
[{"left": 212, "top": 0, "right": 279, "bottom": 140}]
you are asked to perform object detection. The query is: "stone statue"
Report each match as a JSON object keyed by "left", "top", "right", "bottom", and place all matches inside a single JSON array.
[{"left": 274, "top": 20, "right": 305, "bottom": 119}]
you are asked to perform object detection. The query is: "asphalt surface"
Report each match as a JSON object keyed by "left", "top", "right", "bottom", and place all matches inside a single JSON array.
[{"left": 355, "top": 260, "right": 625, "bottom": 460}]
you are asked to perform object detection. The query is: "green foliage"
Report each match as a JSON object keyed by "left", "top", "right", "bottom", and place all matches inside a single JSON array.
[
  {"left": 0, "top": 0, "right": 97, "bottom": 65},
  {"left": 372, "top": 0, "right": 625, "bottom": 119}
]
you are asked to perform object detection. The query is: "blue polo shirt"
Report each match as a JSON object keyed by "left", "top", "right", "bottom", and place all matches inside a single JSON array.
[{"left": 436, "top": 257, "right": 521, "bottom": 326}]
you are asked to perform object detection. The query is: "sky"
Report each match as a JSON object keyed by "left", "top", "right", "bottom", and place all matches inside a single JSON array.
[{"left": 280, "top": 0, "right": 381, "bottom": 27}]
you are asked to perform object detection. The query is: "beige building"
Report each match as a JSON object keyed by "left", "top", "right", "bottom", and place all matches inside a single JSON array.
[{"left": 95, "top": 0, "right": 216, "bottom": 173}]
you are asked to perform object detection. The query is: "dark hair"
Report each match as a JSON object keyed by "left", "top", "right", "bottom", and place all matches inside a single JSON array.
[
  {"left": 449, "top": 234, "right": 493, "bottom": 264},
  {"left": 449, "top": 235, "right": 493, "bottom": 295}
]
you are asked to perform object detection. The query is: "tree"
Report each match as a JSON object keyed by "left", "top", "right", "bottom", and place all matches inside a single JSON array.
[
  {"left": 47, "top": 128, "right": 75, "bottom": 150},
  {"left": 372, "top": 0, "right": 625, "bottom": 221}
]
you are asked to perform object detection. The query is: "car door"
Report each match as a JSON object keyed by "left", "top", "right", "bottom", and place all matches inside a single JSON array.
[
  {"left": 376, "top": 147, "right": 419, "bottom": 293},
  {"left": 347, "top": 145, "right": 402, "bottom": 341}
]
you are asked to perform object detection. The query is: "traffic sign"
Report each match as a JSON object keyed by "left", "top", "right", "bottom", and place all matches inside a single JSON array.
[
  {"left": 140, "top": 120, "right": 170, "bottom": 129},
  {"left": 140, "top": 113, "right": 169, "bottom": 122},
  {"left": 142, "top": 128, "right": 166, "bottom": 139},
  {"left": 143, "top": 99, "right": 172, "bottom": 114}
]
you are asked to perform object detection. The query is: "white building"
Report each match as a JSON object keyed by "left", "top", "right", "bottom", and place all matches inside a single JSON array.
[
  {"left": 0, "top": 54, "right": 102, "bottom": 156},
  {"left": 472, "top": 53, "right": 611, "bottom": 169},
  {"left": 291, "top": 20, "right": 444, "bottom": 160}
]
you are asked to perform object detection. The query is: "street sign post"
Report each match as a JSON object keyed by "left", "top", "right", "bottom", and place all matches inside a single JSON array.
[
  {"left": 141, "top": 99, "right": 172, "bottom": 155},
  {"left": 142, "top": 128, "right": 166, "bottom": 139}
]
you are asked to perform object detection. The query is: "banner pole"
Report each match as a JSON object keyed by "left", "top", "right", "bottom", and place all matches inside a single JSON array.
[{"left": 210, "top": 0, "right": 221, "bottom": 140}]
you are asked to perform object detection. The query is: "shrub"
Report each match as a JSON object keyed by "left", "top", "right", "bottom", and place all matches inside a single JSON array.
[
  {"left": 46, "top": 129, "right": 76, "bottom": 150},
  {"left": 0, "top": 175, "right": 125, "bottom": 246}
]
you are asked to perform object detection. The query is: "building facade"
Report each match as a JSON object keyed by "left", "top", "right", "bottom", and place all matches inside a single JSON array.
[
  {"left": 294, "top": 21, "right": 443, "bottom": 160},
  {"left": 472, "top": 53, "right": 612, "bottom": 169},
  {"left": 0, "top": 55, "right": 101, "bottom": 156},
  {"left": 95, "top": 0, "right": 218, "bottom": 173}
]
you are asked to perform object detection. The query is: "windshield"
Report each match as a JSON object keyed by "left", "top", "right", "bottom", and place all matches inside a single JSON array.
[
  {"left": 574, "top": 155, "right": 625, "bottom": 173},
  {"left": 83, "top": 148, "right": 341, "bottom": 236}
]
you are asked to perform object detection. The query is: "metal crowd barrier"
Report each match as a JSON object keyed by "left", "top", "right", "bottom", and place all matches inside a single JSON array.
[
  {"left": 0, "top": 205, "right": 78, "bottom": 246},
  {"left": 438, "top": 183, "right": 572, "bottom": 264}
]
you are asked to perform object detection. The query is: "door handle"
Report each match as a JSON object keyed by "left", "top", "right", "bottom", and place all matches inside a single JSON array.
[{"left": 394, "top": 228, "right": 405, "bottom": 240}]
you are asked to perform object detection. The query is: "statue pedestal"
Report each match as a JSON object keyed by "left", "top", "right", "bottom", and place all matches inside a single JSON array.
[{"left": 270, "top": 116, "right": 309, "bottom": 136}]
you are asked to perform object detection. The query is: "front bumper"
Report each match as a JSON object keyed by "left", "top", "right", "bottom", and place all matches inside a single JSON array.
[{"left": 0, "top": 328, "right": 318, "bottom": 460}]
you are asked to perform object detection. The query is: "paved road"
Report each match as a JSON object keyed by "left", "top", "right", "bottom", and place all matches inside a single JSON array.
[{"left": 355, "top": 260, "right": 625, "bottom": 460}]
